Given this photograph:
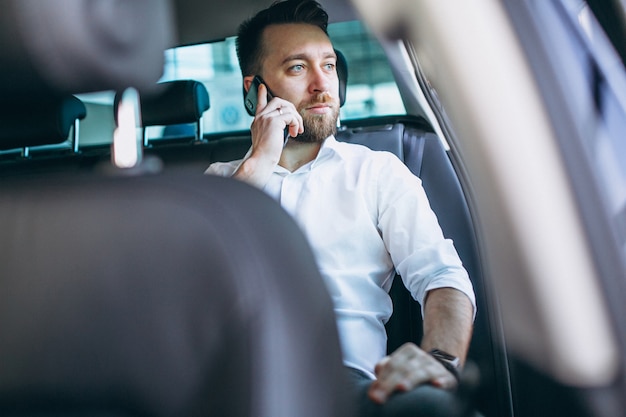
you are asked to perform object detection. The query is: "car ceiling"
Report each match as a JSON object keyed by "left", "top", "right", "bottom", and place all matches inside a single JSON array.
[
  {"left": 171, "top": 0, "right": 359, "bottom": 46},
  {"left": 0, "top": 0, "right": 358, "bottom": 96}
]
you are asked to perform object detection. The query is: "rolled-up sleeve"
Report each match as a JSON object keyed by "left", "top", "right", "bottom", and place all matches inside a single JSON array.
[{"left": 376, "top": 154, "right": 476, "bottom": 317}]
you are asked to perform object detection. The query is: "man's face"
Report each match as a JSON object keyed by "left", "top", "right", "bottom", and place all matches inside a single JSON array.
[{"left": 259, "top": 23, "right": 340, "bottom": 143}]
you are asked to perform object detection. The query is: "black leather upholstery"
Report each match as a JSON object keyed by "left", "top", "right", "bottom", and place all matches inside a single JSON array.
[
  {"left": 0, "top": 1, "right": 173, "bottom": 96},
  {"left": 0, "top": 91, "right": 350, "bottom": 417},
  {"left": 113, "top": 80, "right": 210, "bottom": 127},
  {"left": 140, "top": 80, "right": 210, "bottom": 127},
  {"left": 335, "top": 49, "right": 348, "bottom": 107},
  {"left": 0, "top": 95, "right": 86, "bottom": 150},
  {"left": 0, "top": 174, "right": 350, "bottom": 417}
]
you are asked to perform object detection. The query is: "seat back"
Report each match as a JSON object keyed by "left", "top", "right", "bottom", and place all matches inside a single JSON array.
[{"left": 0, "top": 95, "right": 350, "bottom": 417}]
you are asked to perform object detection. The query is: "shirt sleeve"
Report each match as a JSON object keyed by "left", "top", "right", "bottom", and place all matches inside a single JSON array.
[
  {"left": 204, "top": 160, "right": 241, "bottom": 177},
  {"left": 374, "top": 153, "right": 476, "bottom": 317}
]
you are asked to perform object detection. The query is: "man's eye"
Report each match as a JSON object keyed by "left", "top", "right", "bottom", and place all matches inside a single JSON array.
[
  {"left": 324, "top": 63, "right": 336, "bottom": 71},
  {"left": 290, "top": 64, "right": 304, "bottom": 72}
]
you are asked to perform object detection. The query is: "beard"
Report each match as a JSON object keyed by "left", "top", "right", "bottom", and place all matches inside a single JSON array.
[{"left": 293, "top": 93, "right": 339, "bottom": 143}]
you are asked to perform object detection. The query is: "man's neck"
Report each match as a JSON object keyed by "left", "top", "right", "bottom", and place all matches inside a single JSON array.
[{"left": 278, "top": 139, "right": 323, "bottom": 172}]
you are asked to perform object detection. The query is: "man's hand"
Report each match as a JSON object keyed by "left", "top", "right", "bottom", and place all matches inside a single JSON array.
[
  {"left": 233, "top": 82, "right": 303, "bottom": 187},
  {"left": 249, "top": 83, "right": 303, "bottom": 160},
  {"left": 367, "top": 342, "right": 458, "bottom": 404}
]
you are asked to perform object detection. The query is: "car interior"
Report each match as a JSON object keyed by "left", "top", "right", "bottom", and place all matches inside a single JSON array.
[{"left": 1, "top": 0, "right": 625, "bottom": 416}]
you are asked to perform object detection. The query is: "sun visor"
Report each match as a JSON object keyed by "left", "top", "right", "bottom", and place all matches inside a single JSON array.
[{"left": 0, "top": 0, "right": 175, "bottom": 96}]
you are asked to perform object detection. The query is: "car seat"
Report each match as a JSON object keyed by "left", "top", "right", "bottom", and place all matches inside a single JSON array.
[{"left": 0, "top": 92, "right": 351, "bottom": 417}]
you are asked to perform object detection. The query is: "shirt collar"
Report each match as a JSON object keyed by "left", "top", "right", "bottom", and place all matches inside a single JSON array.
[
  {"left": 311, "top": 135, "right": 344, "bottom": 168},
  {"left": 274, "top": 135, "right": 343, "bottom": 174}
]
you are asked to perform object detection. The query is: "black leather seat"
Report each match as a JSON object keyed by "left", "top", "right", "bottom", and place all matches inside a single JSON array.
[
  {"left": 0, "top": 0, "right": 172, "bottom": 96},
  {"left": 0, "top": 95, "right": 86, "bottom": 152},
  {"left": 114, "top": 80, "right": 211, "bottom": 145},
  {"left": 0, "top": 97, "right": 351, "bottom": 417},
  {"left": 0, "top": 174, "right": 350, "bottom": 417},
  {"left": 114, "top": 79, "right": 250, "bottom": 175}
]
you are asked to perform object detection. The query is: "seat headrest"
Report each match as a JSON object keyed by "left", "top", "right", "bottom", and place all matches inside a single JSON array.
[
  {"left": 0, "top": 95, "right": 87, "bottom": 151},
  {"left": 0, "top": 0, "right": 173, "bottom": 96},
  {"left": 335, "top": 49, "right": 348, "bottom": 107},
  {"left": 114, "top": 80, "right": 210, "bottom": 127}
]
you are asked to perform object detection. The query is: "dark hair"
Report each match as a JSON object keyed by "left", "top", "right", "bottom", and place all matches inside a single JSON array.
[{"left": 236, "top": 0, "right": 329, "bottom": 77}]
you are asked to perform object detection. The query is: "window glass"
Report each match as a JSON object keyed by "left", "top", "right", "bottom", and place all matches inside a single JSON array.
[
  {"left": 522, "top": 0, "right": 626, "bottom": 258},
  {"left": 150, "top": 20, "right": 405, "bottom": 138},
  {"left": 329, "top": 21, "right": 405, "bottom": 119},
  {"left": 559, "top": 0, "right": 626, "bottom": 252},
  {"left": 159, "top": 37, "right": 246, "bottom": 135}
]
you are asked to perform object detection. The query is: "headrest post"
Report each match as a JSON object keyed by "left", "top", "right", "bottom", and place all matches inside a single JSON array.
[
  {"left": 195, "top": 120, "right": 204, "bottom": 143},
  {"left": 112, "top": 88, "right": 143, "bottom": 169},
  {"left": 72, "top": 119, "right": 80, "bottom": 153}
]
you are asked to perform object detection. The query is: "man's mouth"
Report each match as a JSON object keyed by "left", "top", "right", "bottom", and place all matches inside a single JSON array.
[
  {"left": 308, "top": 103, "right": 329, "bottom": 108},
  {"left": 305, "top": 102, "right": 333, "bottom": 114}
]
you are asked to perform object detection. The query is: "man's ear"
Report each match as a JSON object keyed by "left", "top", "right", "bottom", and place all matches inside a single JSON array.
[{"left": 243, "top": 75, "right": 255, "bottom": 93}]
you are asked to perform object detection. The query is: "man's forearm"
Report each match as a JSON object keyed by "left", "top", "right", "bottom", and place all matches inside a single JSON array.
[
  {"left": 421, "top": 287, "right": 474, "bottom": 365},
  {"left": 232, "top": 153, "right": 277, "bottom": 188}
]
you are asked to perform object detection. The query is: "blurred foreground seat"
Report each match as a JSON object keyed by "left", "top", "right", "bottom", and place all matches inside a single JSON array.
[
  {"left": 0, "top": 0, "right": 174, "bottom": 95},
  {"left": 0, "top": 173, "right": 350, "bottom": 417},
  {"left": 0, "top": 69, "right": 350, "bottom": 416}
]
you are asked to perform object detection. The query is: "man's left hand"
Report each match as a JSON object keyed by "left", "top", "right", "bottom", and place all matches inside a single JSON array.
[{"left": 367, "top": 342, "right": 457, "bottom": 404}]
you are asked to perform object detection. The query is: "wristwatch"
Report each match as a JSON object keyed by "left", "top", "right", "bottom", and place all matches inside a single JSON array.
[{"left": 429, "top": 349, "right": 461, "bottom": 381}]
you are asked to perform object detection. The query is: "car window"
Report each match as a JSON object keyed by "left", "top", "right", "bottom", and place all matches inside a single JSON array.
[
  {"left": 561, "top": 0, "right": 626, "bottom": 242},
  {"left": 153, "top": 20, "right": 405, "bottom": 139},
  {"left": 328, "top": 21, "right": 405, "bottom": 120},
  {"left": 552, "top": 0, "right": 626, "bottom": 259},
  {"left": 75, "top": 20, "right": 405, "bottom": 145}
]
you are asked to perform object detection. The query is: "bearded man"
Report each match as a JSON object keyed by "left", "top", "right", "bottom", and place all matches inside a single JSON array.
[{"left": 206, "top": 1, "right": 477, "bottom": 415}]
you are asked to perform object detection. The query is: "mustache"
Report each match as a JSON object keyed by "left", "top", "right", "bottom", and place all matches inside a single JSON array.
[{"left": 303, "top": 92, "right": 335, "bottom": 108}]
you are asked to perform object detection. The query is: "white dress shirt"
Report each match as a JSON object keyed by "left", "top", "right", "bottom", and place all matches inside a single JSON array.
[{"left": 206, "top": 135, "right": 476, "bottom": 378}]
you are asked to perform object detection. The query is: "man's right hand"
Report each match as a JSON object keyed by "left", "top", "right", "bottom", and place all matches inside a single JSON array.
[
  {"left": 367, "top": 343, "right": 458, "bottom": 404},
  {"left": 233, "top": 83, "right": 303, "bottom": 187},
  {"left": 250, "top": 83, "right": 302, "bottom": 160}
]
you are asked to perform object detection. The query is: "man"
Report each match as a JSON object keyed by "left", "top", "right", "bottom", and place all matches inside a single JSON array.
[{"left": 206, "top": 0, "right": 476, "bottom": 414}]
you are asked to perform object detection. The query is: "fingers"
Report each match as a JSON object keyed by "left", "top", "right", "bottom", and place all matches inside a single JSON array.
[
  {"left": 254, "top": 97, "right": 304, "bottom": 139},
  {"left": 283, "top": 107, "right": 304, "bottom": 138},
  {"left": 367, "top": 343, "right": 458, "bottom": 404},
  {"left": 255, "top": 83, "right": 269, "bottom": 114}
]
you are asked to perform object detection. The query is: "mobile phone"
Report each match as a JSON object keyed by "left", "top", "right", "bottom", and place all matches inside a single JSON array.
[
  {"left": 243, "top": 75, "right": 290, "bottom": 144},
  {"left": 244, "top": 75, "right": 274, "bottom": 116}
]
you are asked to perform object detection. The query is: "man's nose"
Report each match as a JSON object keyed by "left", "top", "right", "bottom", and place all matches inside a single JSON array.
[{"left": 309, "top": 66, "right": 331, "bottom": 94}]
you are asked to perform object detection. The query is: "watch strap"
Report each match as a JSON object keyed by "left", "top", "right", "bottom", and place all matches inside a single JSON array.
[{"left": 429, "top": 349, "right": 461, "bottom": 381}]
